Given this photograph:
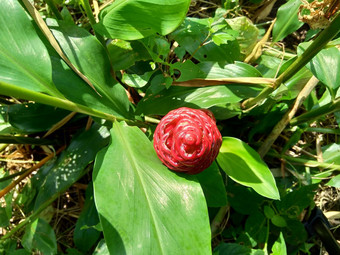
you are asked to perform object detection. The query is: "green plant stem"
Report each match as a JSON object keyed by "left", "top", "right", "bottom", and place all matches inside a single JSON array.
[
  {"left": 144, "top": 116, "right": 160, "bottom": 124},
  {"left": 0, "top": 81, "right": 148, "bottom": 127},
  {"left": 44, "top": 0, "right": 63, "bottom": 20},
  {"left": 242, "top": 12, "right": 340, "bottom": 109},
  {"left": 211, "top": 205, "right": 229, "bottom": 238},
  {"left": 80, "top": 0, "right": 105, "bottom": 46},
  {"left": 305, "top": 127, "right": 340, "bottom": 135},
  {"left": 290, "top": 97, "right": 340, "bottom": 126},
  {"left": 0, "top": 168, "right": 31, "bottom": 183},
  {"left": 0, "top": 81, "right": 118, "bottom": 122},
  {"left": 263, "top": 219, "right": 270, "bottom": 255},
  {"left": 281, "top": 154, "right": 340, "bottom": 172}
]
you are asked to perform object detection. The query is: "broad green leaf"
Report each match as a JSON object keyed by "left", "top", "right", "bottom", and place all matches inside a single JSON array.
[
  {"left": 4, "top": 103, "right": 72, "bottom": 133},
  {"left": 322, "top": 143, "right": 340, "bottom": 164},
  {"left": 93, "top": 239, "right": 110, "bottom": 255},
  {"left": 170, "top": 18, "right": 241, "bottom": 64},
  {"left": 217, "top": 137, "right": 280, "bottom": 200},
  {"left": 272, "top": 0, "right": 303, "bottom": 42},
  {"left": 212, "top": 31, "right": 237, "bottom": 46},
  {"left": 173, "top": 61, "right": 262, "bottom": 82},
  {"left": 226, "top": 16, "right": 259, "bottom": 56},
  {"left": 326, "top": 175, "right": 340, "bottom": 188},
  {"left": 60, "top": 6, "right": 75, "bottom": 25},
  {"left": 133, "top": 61, "right": 262, "bottom": 119},
  {"left": 34, "top": 125, "right": 110, "bottom": 210},
  {"left": 263, "top": 206, "right": 275, "bottom": 219},
  {"left": 251, "top": 250, "right": 265, "bottom": 255},
  {"left": 122, "top": 71, "right": 154, "bottom": 88},
  {"left": 0, "top": 135, "right": 57, "bottom": 145},
  {"left": 196, "top": 162, "right": 227, "bottom": 207},
  {"left": 95, "top": 0, "right": 191, "bottom": 40},
  {"left": 0, "top": 0, "right": 64, "bottom": 97},
  {"left": 22, "top": 218, "right": 57, "bottom": 255},
  {"left": 136, "top": 85, "right": 243, "bottom": 119},
  {"left": 226, "top": 184, "right": 264, "bottom": 215},
  {"left": 107, "top": 40, "right": 150, "bottom": 70},
  {"left": 74, "top": 183, "right": 101, "bottom": 253},
  {"left": 271, "top": 215, "right": 287, "bottom": 227},
  {"left": 213, "top": 243, "right": 251, "bottom": 255},
  {"left": 0, "top": 110, "right": 17, "bottom": 135},
  {"left": 298, "top": 44, "right": 340, "bottom": 98},
  {"left": 198, "top": 61, "right": 263, "bottom": 79},
  {"left": 245, "top": 211, "right": 267, "bottom": 244},
  {"left": 284, "top": 219, "right": 307, "bottom": 245},
  {"left": 275, "top": 184, "right": 317, "bottom": 218},
  {"left": 172, "top": 60, "right": 206, "bottom": 82},
  {"left": 93, "top": 121, "right": 211, "bottom": 255},
  {"left": 0, "top": 0, "right": 131, "bottom": 120},
  {"left": 271, "top": 232, "right": 287, "bottom": 255},
  {"left": 0, "top": 208, "right": 10, "bottom": 228},
  {"left": 140, "top": 36, "right": 171, "bottom": 61},
  {"left": 6, "top": 249, "right": 30, "bottom": 255},
  {"left": 47, "top": 19, "right": 132, "bottom": 118}
]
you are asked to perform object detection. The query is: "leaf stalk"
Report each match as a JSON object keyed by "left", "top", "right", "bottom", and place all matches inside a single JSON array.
[{"left": 242, "top": 12, "right": 340, "bottom": 109}]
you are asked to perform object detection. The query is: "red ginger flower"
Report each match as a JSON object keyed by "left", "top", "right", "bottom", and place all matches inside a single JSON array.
[{"left": 153, "top": 107, "right": 222, "bottom": 174}]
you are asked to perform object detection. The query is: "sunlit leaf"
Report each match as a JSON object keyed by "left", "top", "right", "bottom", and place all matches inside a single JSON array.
[
  {"left": 271, "top": 232, "right": 287, "bottom": 255},
  {"left": 217, "top": 137, "right": 280, "bottom": 200},
  {"left": 93, "top": 121, "right": 211, "bottom": 254},
  {"left": 47, "top": 19, "right": 132, "bottom": 118},
  {"left": 273, "top": 0, "right": 303, "bottom": 42},
  {"left": 95, "top": 0, "right": 191, "bottom": 40},
  {"left": 298, "top": 44, "right": 340, "bottom": 98},
  {"left": 226, "top": 16, "right": 259, "bottom": 56},
  {"left": 0, "top": 0, "right": 64, "bottom": 97}
]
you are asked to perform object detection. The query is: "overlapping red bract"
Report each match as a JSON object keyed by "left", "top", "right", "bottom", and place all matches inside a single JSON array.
[{"left": 153, "top": 107, "right": 222, "bottom": 174}]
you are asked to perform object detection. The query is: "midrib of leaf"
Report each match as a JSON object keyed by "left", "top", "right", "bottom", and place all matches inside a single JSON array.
[
  {"left": 0, "top": 45, "right": 63, "bottom": 98},
  {"left": 60, "top": 37, "right": 126, "bottom": 114},
  {"left": 315, "top": 54, "right": 333, "bottom": 88},
  {"left": 274, "top": 2, "right": 301, "bottom": 41},
  {"left": 113, "top": 122, "right": 165, "bottom": 254}
]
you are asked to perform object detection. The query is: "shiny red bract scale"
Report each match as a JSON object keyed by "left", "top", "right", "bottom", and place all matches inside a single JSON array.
[{"left": 153, "top": 107, "right": 222, "bottom": 174}]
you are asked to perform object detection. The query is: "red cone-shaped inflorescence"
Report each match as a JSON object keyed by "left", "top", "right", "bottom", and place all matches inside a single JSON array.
[{"left": 153, "top": 107, "right": 222, "bottom": 174}]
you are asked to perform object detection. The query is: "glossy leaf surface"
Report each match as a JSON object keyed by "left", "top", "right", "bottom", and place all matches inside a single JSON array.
[
  {"left": 271, "top": 232, "right": 287, "bottom": 255},
  {"left": 217, "top": 137, "right": 280, "bottom": 200},
  {"left": 0, "top": 0, "right": 130, "bottom": 120},
  {"left": 136, "top": 85, "right": 244, "bottom": 119},
  {"left": 225, "top": 17, "right": 259, "bottom": 56},
  {"left": 273, "top": 0, "right": 303, "bottom": 42},
  {"left": 48, "top": 19, "right": 131, "bottom": 118},
  {"left": 93, "top": 121, "right": 211, "bottom": 254},
  {"left": 0, "top": 0, "right": 64, "bottom": 97},
  {"left": 326, "top": 175, "right": 340, "bottom": 188},
  {"left": 95, "top": 0, "right": 191, "bottom": 40},
  {"left": 107, "top": 40, "right": 150, "bottom": 70},
  {"left": 298, "top": 44, "right": 340, "bottom": 98}
]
